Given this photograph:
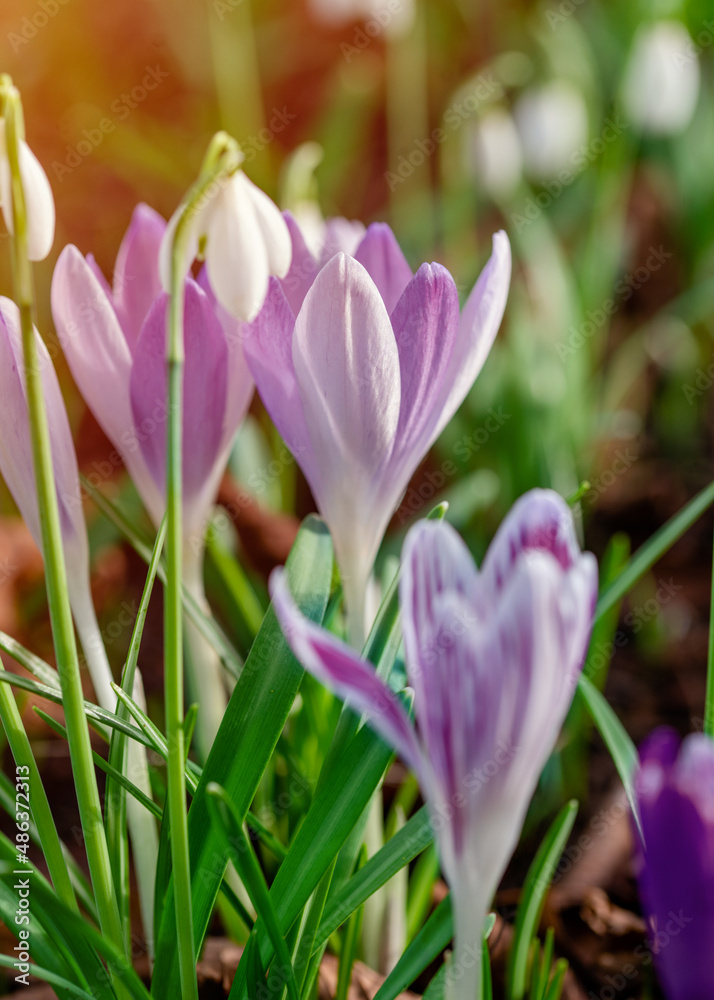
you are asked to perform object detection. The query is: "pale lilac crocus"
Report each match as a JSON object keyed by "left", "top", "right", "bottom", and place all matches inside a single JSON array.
[
  {"left": 51, "top": 204, "right": 254, "bottom": 753},
  {"left": 271, "top": 489, "right": 597, "bottom": 1000},
  {"left": 0, "top": 118, "right": 55, "bottom": 261},
  {"left": 245, "top": 218, "right": 511, "bottom": 644},
  {"left": 634, "top": 728, "right": 711, "bottom": 1000},
  {"left": 0, "top": 297, "right": 158, "bottom": 945}
]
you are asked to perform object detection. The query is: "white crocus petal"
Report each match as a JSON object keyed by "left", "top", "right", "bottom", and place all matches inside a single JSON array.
[
  {"left": 0, "top": 120, "right": 55, "bottom": 261},
  {"left": 205, "top": 172, "right": 270, "bottom": 322},
  {"left": 235, "top": 172, "right": 292, "bottom": 279},
  {"left": 622, "top": 20, "right": 700, "bottom": 135}
]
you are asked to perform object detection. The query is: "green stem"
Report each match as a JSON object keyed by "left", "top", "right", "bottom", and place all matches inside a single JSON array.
[
  {"left": 705, "top": 527, "right": 714, "bottom": 739},
  {"left": 164, "top": 135, "right": 242, "bottom": 1000},
  {"left": 1, "top": 79, "right": 126, "bottom": 967},
  {"left": 0, "top": 666, "right": 77, "bottom": 911}
]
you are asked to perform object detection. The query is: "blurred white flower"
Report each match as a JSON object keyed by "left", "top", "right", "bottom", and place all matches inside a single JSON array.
[
  {"left": 468, "top": 108, "right": 523, "bottom": 198},
  {"left": 622, "top": 20, "right": 700, "bottom": 135},
  {"left": 513, "top": 81, "right": 589, "bottom": 181},
  {"left": 308, "top": 0, "right": 415, "bottom": 39}
]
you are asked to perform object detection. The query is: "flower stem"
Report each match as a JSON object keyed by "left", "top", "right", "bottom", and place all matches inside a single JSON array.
[
  {"left": 164, "top": 136, "right": 242, "bottom": 999},
  {"left": 1, "top": 79, "right": 127, "bottom": 971}
]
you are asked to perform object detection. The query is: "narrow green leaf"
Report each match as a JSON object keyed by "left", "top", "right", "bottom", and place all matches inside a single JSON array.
[
  {"left": 316, "top": 805, "right": 432, "bottom": 950},
  {"left": 373, "top": 895, "right": 452, "bottom": 1000},
  {"left": 596, "top": 479, "right": 714, "bottom": 621},
  {"left": 507, "top": 801, "right": 578, "bottom": 1000},
  {"left": 206, "top": 783, "right": 300, "bottom": 1000},
  {"left": 152, "top": 516, "right": 334, "bottom": 998},
  {"left": 576, "top": 675, "right": 641, "bottom": 835},
  {"left": 543, "top": 959, "right": 568, "bottom": 1000}
]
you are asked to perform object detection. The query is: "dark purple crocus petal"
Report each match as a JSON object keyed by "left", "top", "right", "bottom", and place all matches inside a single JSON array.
[
  {"left": 635, "top": 729, "right": 714, "bottom": 1000},
  {"left": 388, "top": 263, "right": 461, "bottom": 478},
  {"left": 353, "top": 223, "right": 414, "bottom": 315},
  {"left": 129, "top": 279, "right": 228, "bottom": 511},
  {"left": 112, "top": 203, "right": 166, "bottom": 351},
  {"left": 270, "top": 568, "right": 424, "bottom": 775},
  {"left": 481, "top": 488, "right": 586, "bottom": 589}
]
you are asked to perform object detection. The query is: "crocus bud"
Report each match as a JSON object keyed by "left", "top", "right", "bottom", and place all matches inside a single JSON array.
[
  {"left": 245, "top": 219, "right": 511, "bottom": 642},
  {"left": 159, "top": 167, "right": 292, "bottom": 322},
  {"left": 622, "top": 21, "right": 700, "bottom": 135},
  {"left": 271, "top": 488, "right": 597, "bottom": 1000},
  {"left": 0, "top": 118, "right": 55, "bottom": 261},
  {"left": 634, "top": 728, "right": 711, "bottom": 1000}
]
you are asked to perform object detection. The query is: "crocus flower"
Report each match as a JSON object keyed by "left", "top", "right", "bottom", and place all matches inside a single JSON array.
[
  {"left": 159, "top": 164, "right": 292, "bottom": 322},
  {"left": 622, "top": 21, "right": 700, "bottom": 136},
  {"left": 634, "top": 728, "right": 709, "bottom": 1000},
  {"left": 51, "top": 203, "right": 254, "bottom": 568},
  {"left": 52, "top": 205, "right": 255, "bottom": 754},
  {"left": 272, "top": 488, "right": 597, "bottom": 999},
  {"left": 0, "top": 296, "right": 158, "bottom": 941},
  {"left": 0, "top": 118, "right": 55, "bottom": 261},
  {"left": 245, "top": 219, "right": 511, "bottom": 643}
]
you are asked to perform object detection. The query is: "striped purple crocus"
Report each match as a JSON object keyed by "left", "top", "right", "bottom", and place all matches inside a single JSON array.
[
  {"left": 634, "top": 728, "right": 709, "bottom": 1000},
  {"left": 245, "top": 217, "right": 511, "bottom": 645},
  {"left": 271, "top": 488, "right": 597, "bottom": 1000}
]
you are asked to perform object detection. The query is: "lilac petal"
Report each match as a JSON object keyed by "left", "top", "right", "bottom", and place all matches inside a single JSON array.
[
  {"left": 129, "top": 279, "right": 228, "bottom": 520},
  {"left": 112, "top": 203, "right": 166, "bottom": 351},
  {"left": 196, "top": 267, "right": 254, "bottom": 456},
  {"left": 319, "top": 216, "right": 366, "bottom": 266},
  {"left": 0, "top": 297, "right": 88, "bottom": 581},
  {"left": 292, "top": 252, "right": 400, "bottom": 502},
  {"left": 270, "top": 568, "right": 423, "bottom": 774},
  {"left": 292, "top": 254, "right": 401, "bottom": 590},
  {"left": 51, "top": 245, "right": 134, "bottom": 452},
  {"left": 279, "top": 212, "right": 320, "bottom": 317},
  {"left": 86, "top": 253, "right": 113, "bottom": 301},
  {"left": 429, "top": 231, "right": 511, "bottom": 442},
  {"left": 243, "top": 278, "right": 318, "bottom": 487},
  {"left": 353, "top": 223, "right": 413, "bottom": 315},
  {"left": 388, "top": 263, "right": 461, "bottom": 475}
]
